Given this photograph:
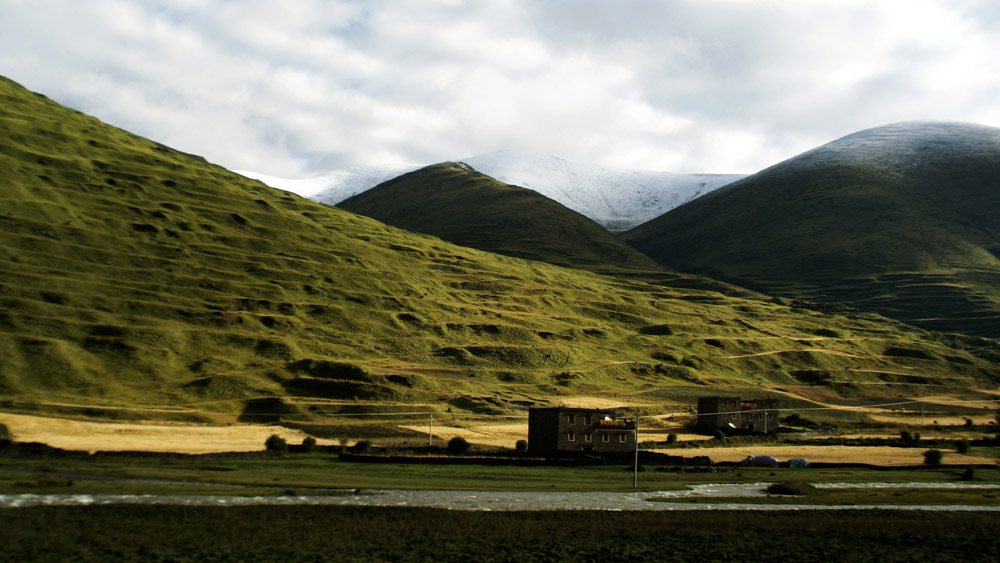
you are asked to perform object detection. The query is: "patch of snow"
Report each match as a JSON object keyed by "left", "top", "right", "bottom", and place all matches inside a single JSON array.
[{"left": 460, "top": 150, "right": 746, "bottom": 231}]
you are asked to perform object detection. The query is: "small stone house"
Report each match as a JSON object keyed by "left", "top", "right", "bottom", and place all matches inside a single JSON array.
[
  {"left": 527, "top": 407, "right": 636, "bottom": 456},
  {"left": 696, "top": 396, "right": 779, "bottom": 434}
]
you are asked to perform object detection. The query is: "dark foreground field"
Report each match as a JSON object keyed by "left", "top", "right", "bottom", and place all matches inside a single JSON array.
[{"left": 1, "top": 506, "right": 998, "bottom": 562}]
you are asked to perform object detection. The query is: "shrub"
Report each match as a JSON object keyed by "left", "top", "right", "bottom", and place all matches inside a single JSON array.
[
  {"left": 336, "top": 436, "right": 350, "bottom": 454},
  {"left": 515, "top": 439, "right": 528, "bottom": 452},
  {"left": 302, "top": 436, "right": 317, "bottom": 453},
  {"left": 713, "top": 430, "right": 726, "bottom": 442},
  {"left": 265, "top": 434, "right": 288, "bottom": 454},
  {"left": 0, "top": 423, "right": 9, "bottom": 441},
  {"left": 667, "top": 433, "right": 678, "bottom": 445},
  {"left": 781, "top": 414, "right": 818, "bottom": 429},
  {"left": 350, "top": 440, "right": 372, "bottom": 453},
  {"left": 955, "top": 439, "right": 970, "bottom": 454},
  {"left": 765, "top": 482, "right": 815, "bottom": 496},
  {"left": 447, "top": 436, "right": 470, "bottom": 455},
  {"left": 899, "top": 430, "right": 913, "bottom": 444},
  {"left": 923, "top": 449, "right": 943, "bottom": 465},
  {"left": 961, "top": 465, "right": 976, "bottom": 481}
]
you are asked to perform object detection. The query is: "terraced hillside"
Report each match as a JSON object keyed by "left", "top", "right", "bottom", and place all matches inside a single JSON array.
[
  {"left": 0, "top": 77, "right": 997, "bottom": 424},
  {"left": 338, "top": 162, "right": 659, "bottom": 272},
  {"left": 625, "top": 122, "right": 1000, "bottom": 339}
]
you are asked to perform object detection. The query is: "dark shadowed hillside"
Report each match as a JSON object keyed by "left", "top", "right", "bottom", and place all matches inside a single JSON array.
[
  {"left": 625, "top": 122, "right": 1000, "bottom": 339},
  {"left": 338, "top": 162, "right": 660, "bottom": 272}
]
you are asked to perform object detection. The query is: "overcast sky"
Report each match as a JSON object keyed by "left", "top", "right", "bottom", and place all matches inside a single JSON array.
[{"left": 2, "top": 0, "right": 998, "bottom": 177}]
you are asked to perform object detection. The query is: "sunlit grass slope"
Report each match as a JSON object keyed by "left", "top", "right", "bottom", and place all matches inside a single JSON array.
[
  {"left": 1, "top": 78, "right": 996, "bottom": 421},
  {"left": 338, "top": 162, "right": 659, "bottom": 272},
  {"left": 625, "top": 122, "right": 1000, "bottom": 339}
]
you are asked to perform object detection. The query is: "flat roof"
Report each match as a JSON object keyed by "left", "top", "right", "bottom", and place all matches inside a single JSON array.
[{"left": 529, "top": 406, "right": 620, "bottom": 414}]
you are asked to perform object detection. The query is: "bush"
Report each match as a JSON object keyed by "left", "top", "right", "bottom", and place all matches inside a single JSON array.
[
  {"left": 899, "top": 430, "right": 913, "bottom": 444},
  {"left": 265, "top": 434, "right": 287, "bottom": 454},
  {"left": 0, "top": 423, "right": 9, "bottom": 441},
  {"left": 713, "top": 430, "right": 726, "bottom": 442},
  {"left": 961, "top": 465, "right": 976, "bottom": 481},
  {"left": 955, "top": 439, "right": 970, "bottom": 454},
  {"left": 515, "top": 439, "right": 528, "bottom": 452},
  {"left": 781, "top": 414, "right": 818, "bottom": 429},
  {"left": 447, "top": 436, "right": 470, "bottom": 455},
  {"left": 666, "top": 433, "right": 678, "bottom": 445},
  {"left": 923, "top": 449, "right": 943, "bottom": 465},
  {"left": 350, "top": 440, "right": 372, "bottom": 453},
  {"left": 765, "top": 482, "right": 815, "bottom": 496},
  {"left": 302, "top": 436, "right": 317, "bottom": 453}
]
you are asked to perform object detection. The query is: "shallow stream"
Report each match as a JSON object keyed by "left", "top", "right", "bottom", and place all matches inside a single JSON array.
[{"left": 2, "top": 482, "right": 999, "bottom": 511}]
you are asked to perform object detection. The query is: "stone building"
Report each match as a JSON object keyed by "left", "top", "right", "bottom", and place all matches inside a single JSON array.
[
  {"left": 527, "top": 407, "right": 636, "bottom": 456},
  {"left": 696, "top": 396, "right": 779, "bottom": 434}
]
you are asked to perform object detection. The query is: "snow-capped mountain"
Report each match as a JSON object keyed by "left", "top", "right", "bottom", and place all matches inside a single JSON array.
[
  {"left": 240, "top": 152, "right": 745, "bottom": 231},
  {"left": 759, "top": 120, "right": 1000, "bottom": 177},
  {"left": 459, "top": 151, "right": 745, "bottom": 231},
  {"left": 623, "top": 120, "right": 1000, "bottom": 338},
  {"left": 238, "top": 163, "right": 422, "bottom": 199}
]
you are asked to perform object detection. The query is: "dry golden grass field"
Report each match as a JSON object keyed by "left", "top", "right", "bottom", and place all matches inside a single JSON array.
[
  {"left": 4, "top": 410, "right": 995, "bottom": 468},
  {"left": 0, "top": 412, "right": 330, "bottom": 454}
]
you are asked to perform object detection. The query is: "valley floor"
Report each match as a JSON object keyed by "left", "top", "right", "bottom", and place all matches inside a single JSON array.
[{"left": 2, "top": 418, "right": 999, "bottom": 561}]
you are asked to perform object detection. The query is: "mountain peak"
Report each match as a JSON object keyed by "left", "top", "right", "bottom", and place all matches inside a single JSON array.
[{"left": 775, "top": 121, "right": 1000, "bottom": 173}]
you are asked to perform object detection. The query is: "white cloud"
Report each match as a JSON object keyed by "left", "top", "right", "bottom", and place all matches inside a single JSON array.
[{"left": 1, "top": 0, "right": 998, "bottom": 177}]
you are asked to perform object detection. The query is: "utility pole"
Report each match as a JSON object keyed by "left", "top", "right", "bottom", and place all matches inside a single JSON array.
[
  {"left": 428, "top": 412, "right": 434, "bottom": 446},
  {"left": 633, "top": 410, "right": 640, "bottom": 488}
]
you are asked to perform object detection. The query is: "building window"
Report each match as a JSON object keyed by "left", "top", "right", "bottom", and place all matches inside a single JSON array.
[
  {"left": 584, "top": 415, "right": 592, "bottom": 424},
  {"left": 602, "top": 433, "right": 609, "bottom": 443},
  {"left": 567, "top": 414, "right": 575, "bottom": 424},
  {"left": 584, "top": 432, "right": 592, "bottom": 442},
  {"left": 567, "top": 431, "right": 575, "bottom": 441},
  {"left": 619, "top": 434, "right": 627, "bottom": 443}
]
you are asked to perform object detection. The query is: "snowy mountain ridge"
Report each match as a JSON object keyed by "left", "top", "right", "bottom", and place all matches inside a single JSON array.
[
  {"left": 458, "top": 151, "right": 745, "bottom": 231},
  {"left": 239, "top": 152, "right": 745, "bottom": 231}
]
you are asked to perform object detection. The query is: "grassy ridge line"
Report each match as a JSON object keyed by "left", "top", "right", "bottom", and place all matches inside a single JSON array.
[
  {"left": 2, "top": 506, "right": 999, "bottom": 562},
  {"left": 1, "top": 75, "right": 996, "bottom": 418}
]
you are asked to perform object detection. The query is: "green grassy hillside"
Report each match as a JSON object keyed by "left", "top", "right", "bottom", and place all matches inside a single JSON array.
[
  {"left": 338, "top": 162, "right": 659, "bottom": 272},
  {"left": 1, "top": 79, "right": 996, "bottom": 423},
  {"left": 625, "top": 122, "right": 1000, "bottom": 339}
]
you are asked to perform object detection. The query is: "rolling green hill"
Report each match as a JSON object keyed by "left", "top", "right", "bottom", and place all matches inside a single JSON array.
[
  {"left": 1, "top": 78, "right": 996, "bottom": 424},
  {"left": 625, "top": 122, "right": 1000, "bottom": 340},
  {"left": 337, "top": 162, "right": 659, "bottom": 272}
]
